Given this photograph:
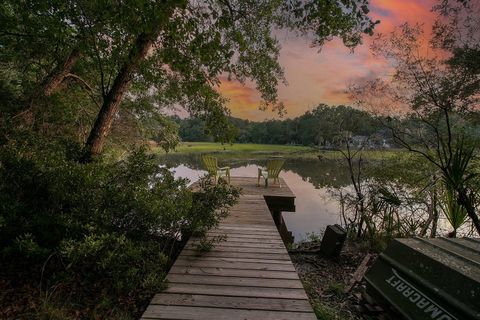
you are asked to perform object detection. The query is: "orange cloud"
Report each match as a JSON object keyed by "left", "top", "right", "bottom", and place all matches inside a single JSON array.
[{"left": 217, "top": 78, "right": 260, "bottom": 119}]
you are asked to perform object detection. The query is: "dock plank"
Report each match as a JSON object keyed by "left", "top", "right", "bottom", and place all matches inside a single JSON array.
[
  {"left": 150, "top": 293, "right": 312, "bottom": 312},
  {"left": 169, "top": 266, "right": 300, "bottom": 280},
  {"left": 185, "top": 244, "right": 288, "bottom": 254},
  {"left": 206, "top": 232, "right": 285, "bottom": 239},
  {"left": 175, "top": 256, "right": 294, "bottom": 265},
  {"left": 163, "top": 283, "right": 309, "bottom": 299},
  {"left": 181, "top": 250, "right": 291, "bottom": 260},
  {"left": 166, "top": 274, "right": 303, "bottom": 288},
  {"left": 142, "top": 305, "right": 316, "bottom": 320},
  {"left": 204, "top": 237, "right": 284, "bottom": 244},
  {"left": 189, "top": 240, "right": 286, "bottom": 249},
  {"left": 174, "top": 259, "right": 296, "bottom": 271}
]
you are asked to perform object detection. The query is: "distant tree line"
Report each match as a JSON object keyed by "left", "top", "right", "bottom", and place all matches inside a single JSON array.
[{"left": 173, "top": 104, "right": 389, "bottom": 147}]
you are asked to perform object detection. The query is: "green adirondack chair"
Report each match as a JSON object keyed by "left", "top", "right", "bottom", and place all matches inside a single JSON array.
[
  {"left": 201, "top": 155, "right": 231, "bottom": 184},
  {"left": 257, "top": 158, "right": 285, "bottom": 187}
]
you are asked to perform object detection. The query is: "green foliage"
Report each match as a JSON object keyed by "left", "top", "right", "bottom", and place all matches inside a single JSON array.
[
  {"left": 312, "top": 301, "right": 354, "bottom": 320},
  {"left": 194, "top": 237, "right": 215, "bottom": 253},
  {"left": 61, "top": 233, "right": 168, "bottom": 293},
  {"left": 326, "top": 281, "right": 346, "bottom": 296},
  {"left": 305, "top": 232, "right": 323, "bottom": 243},
  {"left": 441, "top": 137, "right": 476, "bottom": 191},
  {"left": 188, "top": 180, "right": 240, "bottom": 236},
  {"left": 335, "top": 147, "right": 436, "bottom": 245},
  {"left": 436, "top": 137, "right": 477, "bottom": 235},
  {"left": 441, "top": 187, "right": 468, "bottom": 234},
  {"left": 193, "top": 234, "right": 227, "bottom": 254},
  {"left": 12, "top": 233, "right": 48, "bottom": 260},
  {"left": 0, "top": 139, "right": 239, "bottom": 317},
  {"left": 1, "top": 0, "right": 377, "bottom": 152}
]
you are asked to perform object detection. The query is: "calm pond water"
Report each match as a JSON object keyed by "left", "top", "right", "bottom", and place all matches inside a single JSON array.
[
  {"left": 158, "top": 154, "right": 353, "bottom": 243},
  {"left": 157, "top": 153, "right": 471, "bottom": 241}
]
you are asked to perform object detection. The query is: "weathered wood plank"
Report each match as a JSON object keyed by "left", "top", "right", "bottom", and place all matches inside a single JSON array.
[
  {"left": 206, "top": 232, "right": 282, "bottom": 240},
  {"left": 213, "top": 226, "right": 278, "bottom": 234},
  {"left": 208, "top": 228, "right": 280, "bottom": 234},
  {"left": 150, "top": 293, "right": 313, "bottom": 312},
  {"left": 189, "top": 240, "right": 285, "bottom": 249},
  {"left": 204, "top": 237, "right": 285, "bottom": 244},
  {"left": 167, "top": 274, "right": 303, "bottom": 288},
  {"left": 222, "top": 213, "right": 268, "bottom": 217},
  {"left": 173, "top": 258, "right": 296, "bottom": 271},
  {"left": 163, "top": 283, "right": 310, "bottom": 299},
  {"left": 214, "top": 224, "right": 278, "bottom": 231},
  {"left": 222, "top": 215, "right": 273, "bottom": 221},
  {"left": 174, "top": 256, "right": 293, "bottom": 265},
  {"left": 228, "top": 208, "right": 269, "bottom": 212},
  {"left": 221, "top": 220, "right": 273, "bottom": 226},
  {"left": 221, "top": 219, "right": 273, "bottom": 225},
  {"left": 185, "top": 244, "right": 287, "bottom": 254},
  {"left": 220, "top": 215, "right": 272, "bottom": 221},
  {"left": 181, "top": 249, "right": 291, "bottom": 260},
  {"left": 142, "top": 305, "right": 316, "bottom": 320},
  {"left": 214, "top": 225, "right": 277, "bottom": 230},
  {"left": 169, "top": 266, "right": 299, "bottom": 280}
]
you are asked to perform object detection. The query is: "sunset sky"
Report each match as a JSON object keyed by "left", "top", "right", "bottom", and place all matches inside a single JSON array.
[{"left": 219, "top": 0, "right": 438, "bottom": 121}]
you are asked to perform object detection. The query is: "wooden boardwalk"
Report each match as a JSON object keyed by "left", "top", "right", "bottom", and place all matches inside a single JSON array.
[{"left": 141, "top": 177, "right": 316, "bottom": 320}]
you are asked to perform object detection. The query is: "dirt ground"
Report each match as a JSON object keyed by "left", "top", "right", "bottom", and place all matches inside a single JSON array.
[{"left": 290, "top": 241, "right": 378, "bottom": 320}]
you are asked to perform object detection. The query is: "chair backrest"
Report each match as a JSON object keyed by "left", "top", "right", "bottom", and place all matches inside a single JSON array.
[
  {"left": 266, "top": 159, "right": 285, "bottom": 178},
  {"left": 201, "top": 155, "right": 218, "bottom": 174}
]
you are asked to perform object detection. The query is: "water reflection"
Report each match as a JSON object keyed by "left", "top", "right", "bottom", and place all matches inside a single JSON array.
[
  {"left": 158, "top": 154, "right": 475, "bottom": 241},
  {"left": 160, "top": 154, "right": 348, "bottom": 242}
]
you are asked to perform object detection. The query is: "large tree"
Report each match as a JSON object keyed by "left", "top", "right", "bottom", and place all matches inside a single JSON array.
[{"left": 1, "top": 0, "right": 378, "bottom": 158}]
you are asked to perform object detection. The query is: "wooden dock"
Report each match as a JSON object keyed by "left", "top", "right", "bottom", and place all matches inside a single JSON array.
[{"left": 141, "top": 177, "right": 316, "bottom": 320}]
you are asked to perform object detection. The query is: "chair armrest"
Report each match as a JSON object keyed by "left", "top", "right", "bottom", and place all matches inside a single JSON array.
[{"left": 219, "top": 166, "right": 230, "bottom": 170}]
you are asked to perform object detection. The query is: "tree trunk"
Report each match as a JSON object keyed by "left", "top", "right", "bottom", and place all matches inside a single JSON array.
[
  {"left": 421, "top": 190, "right": 439, "bottom": 237},
  {"left": 16, "top": 47, "right": 81, "bottom": 125},
  {"left": 42, "top": 48, "right": 82, "bottom": 97},
  {"left": 82, "top": 32, "right": 154, "bottom": 161},
  {"left": 420, "top": 201, "right": 433, "bottom": 237},
  {"left": 458, "top": 188, "right": 480, "bottom": 235},
  {"left": 356, "top": 202, "right": 365, "bottom": 239},
  {"left": 430, "top": 200, "right": 439, "bottom": 238}
]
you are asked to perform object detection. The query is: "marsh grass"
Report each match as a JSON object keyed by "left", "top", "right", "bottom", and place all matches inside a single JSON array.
[
  {"left": 193, "top": 234, "right": 227, "bottom": 254},
  {"left": 152, "top": 142, "right": 405, "bottom": 161}
]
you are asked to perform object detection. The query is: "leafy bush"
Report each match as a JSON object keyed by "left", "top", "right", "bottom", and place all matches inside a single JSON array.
[{"left": 0, "top": 139, "right": 239, "bottom": 318}]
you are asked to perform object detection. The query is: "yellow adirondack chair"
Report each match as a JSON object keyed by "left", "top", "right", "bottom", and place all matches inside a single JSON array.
[
  {"left": 201, "top": 155, "right": 231, "bottom": 184},
  {"left": 257, "top": 158, "right": 285, "bottom": 187}
]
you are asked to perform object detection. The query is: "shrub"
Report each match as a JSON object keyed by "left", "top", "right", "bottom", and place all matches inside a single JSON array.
[{"left": 0, "top": 139, "right": 239, "bottom": 318}]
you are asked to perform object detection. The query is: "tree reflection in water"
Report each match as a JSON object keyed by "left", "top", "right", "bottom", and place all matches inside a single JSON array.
[{"left": 158, "top": 154, "right": 354, "bottom": 242}]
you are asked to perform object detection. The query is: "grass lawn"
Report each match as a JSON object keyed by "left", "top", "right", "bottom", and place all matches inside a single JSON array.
[
  {"left": 169, "top": 142, "right": 315, "bottom": 154},
  {"left": 152, "top": 142, "right": 405, "bottom": 160}
]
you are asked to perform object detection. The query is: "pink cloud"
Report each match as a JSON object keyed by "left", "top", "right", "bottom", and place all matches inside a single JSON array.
[{"left": 217, "top": 0, "right": 439, "bottom": 121}]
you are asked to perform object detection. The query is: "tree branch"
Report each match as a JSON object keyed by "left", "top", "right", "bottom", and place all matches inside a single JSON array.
[{"left": 64, "top": 73, "right": 100, "bottom": 108}]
